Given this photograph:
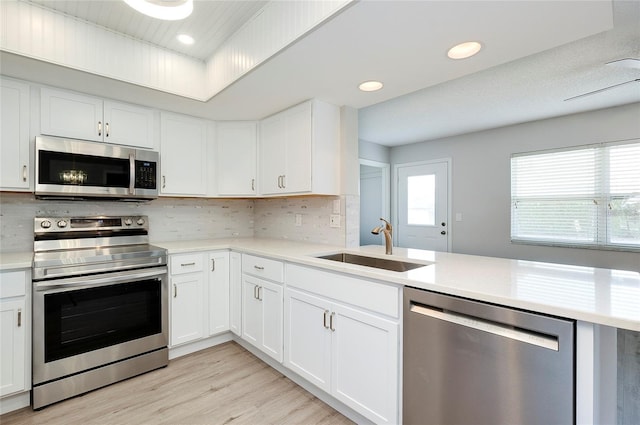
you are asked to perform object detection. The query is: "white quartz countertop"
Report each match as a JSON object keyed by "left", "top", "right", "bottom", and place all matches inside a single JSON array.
[
  {"left": 0, "top": 252, "right": 33, "bottom": 270},
  {"left": 2, "top": 238, "right": 638, "bottom": 331},
  {"left": 155, "top": 238, "right": 640, "bottom": 332}
]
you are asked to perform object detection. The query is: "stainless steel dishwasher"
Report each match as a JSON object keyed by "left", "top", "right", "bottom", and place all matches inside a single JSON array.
[{"left": 403, "top": 286, "right": 575, "bottom": 425}]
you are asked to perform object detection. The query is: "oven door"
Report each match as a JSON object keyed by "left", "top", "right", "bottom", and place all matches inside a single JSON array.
[{"left": 33, "top": 267, "right": 168, "bottom": 385}]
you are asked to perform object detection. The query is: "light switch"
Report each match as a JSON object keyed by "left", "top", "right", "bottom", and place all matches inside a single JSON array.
[
  {"left": 455, "top": 213, "right": 463, "bottom": 222},
  {"left": 330, "top": 214, "right": 341, "bottom": 228},
  {"left": 295, "top": 214, "right": 302, "bottom": 227}
]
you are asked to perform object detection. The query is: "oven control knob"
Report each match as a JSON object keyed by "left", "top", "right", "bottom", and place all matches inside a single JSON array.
[
  {"left": 40, "top": 220, "right": 52, "bottom": 229},
  {"left": 136, "top": 218, "right": 145, "bottom": 226},
  {"left": 124, "top": 218, "right": 133, "bottom": 226},
  {"left": 57, "top": 220, "right": 68, "bottom": 228}
]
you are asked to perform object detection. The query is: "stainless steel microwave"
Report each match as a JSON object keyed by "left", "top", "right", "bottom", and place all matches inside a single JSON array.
[{"left": 35, "top": 136, "right": 159, "bottom": 200}]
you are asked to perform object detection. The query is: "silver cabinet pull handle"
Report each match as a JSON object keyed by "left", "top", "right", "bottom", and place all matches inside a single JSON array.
[
  {"left": 105, "top": 122, "right": 110, "bottom": 137},
  {"left": 22, "top": 165, "right": 27, "bottom": 182},
  {"left": 162, "top": 175, "right": 166, "bottom": 189},
  {"left": 17, "top": 309, "right": 22, "bottom": 327},
  {"left": 180, "top": 262, "right": 196, "bottom": 267},
  {"left": 257, "top": 286, "right": 262, "bottom": 301},
  {"left": 323, "top": 310, "right": 330, "bottom": 329},
  {"left": 173, "top": 284, "right": 177, "bottom": 298},
  {"left": 253, "top": 285, "right": 258, "bottom": 299},
  {"left": 211, "top": 258, "right": 215, "bottom": 271},
  {"left": 251, "top": 178, "right": 255, "bottom": 191},
  {"left": 281, "top": 174, "right": 286, "bottom": 189},
  {"left": 98, "top": 121, "right": 102, "bottom": 136},
  {"left": 329, "top": 312, "right": 335, "bottom": 331},
  {"left": 254, "top": 265, "right": 264, "bottom": 270}
]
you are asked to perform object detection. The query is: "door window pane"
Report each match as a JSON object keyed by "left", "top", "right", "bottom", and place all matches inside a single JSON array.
[{"left": 407, "top": 175, "right": 435, "bottom": 225}]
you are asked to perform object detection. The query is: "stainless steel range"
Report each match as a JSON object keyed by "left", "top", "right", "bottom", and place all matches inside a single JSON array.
[{"left": 32, "top": 215, "right": 168, "bottom": 409}]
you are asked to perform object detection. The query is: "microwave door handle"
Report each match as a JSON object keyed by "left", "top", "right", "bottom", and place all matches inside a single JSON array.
[{"left": 129, "top": 154, "right": 135, "bottom": 195}]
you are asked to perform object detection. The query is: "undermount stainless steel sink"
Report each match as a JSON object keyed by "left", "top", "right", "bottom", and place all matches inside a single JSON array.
[{"left": 316, "top": 252, "right": 428, "bottom": 272}]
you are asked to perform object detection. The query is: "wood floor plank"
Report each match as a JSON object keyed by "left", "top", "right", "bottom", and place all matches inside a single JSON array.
[{"left": 1, "top": 342, "right": 354, "bottom": 425}]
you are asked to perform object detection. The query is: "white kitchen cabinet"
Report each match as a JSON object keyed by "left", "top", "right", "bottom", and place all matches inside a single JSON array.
[
  {"left": 169, "top": 253, "right": 206, "bottom": 347},
  {"left": 40, "top": 87, "right": 154, "bottom": 149},
  {"left": 216, "top": 122, "right": 257, "bottom": 196},
  {"left": 229, "top": 252, "right": 242, "bottom": 336},
  {"left": 208, "top": 251, "right": 230, "bottom": 336},
  {"left": 0, "top": 270, "right": 29, "bottom": 398},
  {"left": 259, "top": 99, "right": 340, "bottom": 196},
  {"left": 160, "top": 112, "right": 208, "bottom": 197},
  {"left": 0, "top": 78, "right": 30, "bottom": 191},
  {"left": 241, "top": 254, "right": 284, "bottom": 362},
  {"left": 284, "top": 266, "right": 400, "bottom": 425}
]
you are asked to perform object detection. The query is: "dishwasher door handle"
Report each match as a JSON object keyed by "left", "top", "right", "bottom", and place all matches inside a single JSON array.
[{"left": 409, "top": 302, "right": 559, "bottom": 351}]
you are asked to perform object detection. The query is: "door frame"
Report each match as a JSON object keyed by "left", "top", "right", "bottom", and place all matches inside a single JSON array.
[
  {"left": 359, "top": 158, "right": 391, "bottom": 223},
  {"left": 393, "top": 158, "right": 452, "bottom": 252}
]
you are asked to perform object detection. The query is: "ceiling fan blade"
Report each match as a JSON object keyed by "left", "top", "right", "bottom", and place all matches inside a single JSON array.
[{"left": 564, "top": 79, "right": 640, "bottom": 101}]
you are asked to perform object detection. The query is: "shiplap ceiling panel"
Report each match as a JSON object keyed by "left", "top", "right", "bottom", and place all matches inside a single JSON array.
[{"left": 26, "top": 0, "right": 268, "bottom": 60}]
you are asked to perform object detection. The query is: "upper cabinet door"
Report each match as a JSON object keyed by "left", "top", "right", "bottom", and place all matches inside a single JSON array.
[
  {"left": 259, "top": 113, "right": 287, "bottom": 195},
  {"left": 103, "top": 101, "right": 155, "bottom": 150},
  {"left": 0, "top": 78, "right": 30, "bottom": 190},
  {"left": 160, "top": 112, "right": 208, "bottom": 196},
  {"left": 282, "top": 101, "right": 312, "bottom": 193},
  {"left": 40, "top": 87, "right": 103, "bottom": 142},
  {"left": 216, "top": 122, "right": 257, "bottom": 196}
]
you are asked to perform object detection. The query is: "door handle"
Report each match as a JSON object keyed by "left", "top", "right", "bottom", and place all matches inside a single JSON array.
[
  {"left": 162, "top": 175, "right": 166, "bottom": 189},
  {"left": 98, "top": 121, "right": 102, "bottom": 136},
  {"left": 22, "top": 165, "right": 27, "bottom": 182},
  {"left": 17, "top": 309, "right": 22, "bottom": 327},
  {"left": 257, "top": 286, "right": 262, "bottom": 301},
  {"left": 105, "top": 122, "right": 110, "bottom": 137},
  {"left": 329, "top": 312, "right": 335, "bottom": 332},
  {"left": 251, "top": 178, "right": 255, "bottom": 191},
  {"left": 173, "top": 284, "right": 177, "bottom": 298},
  {"left": 211, "top": 258, "right": 215, "bottom": 271},
  {"left": 323, "top": 310, "right": 330, "bottom": 329},
  {"left": 441, "top": 230, "right": 446, "bottom": 235}
]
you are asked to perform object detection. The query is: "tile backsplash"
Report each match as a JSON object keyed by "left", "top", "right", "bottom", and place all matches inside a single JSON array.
[{"left": 0, "top": 192, "right": 347, "bottom": 252}]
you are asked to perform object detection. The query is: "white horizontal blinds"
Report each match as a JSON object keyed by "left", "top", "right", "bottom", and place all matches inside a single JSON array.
[
  {"left": 511, "top": 140, "right": 640, "bottom": 249},
  {"left": 607, "top": 142, "right": 640, "bottom": 247},
  {"left": 511, "top": 146, "right": 601, "bottom": 244}
]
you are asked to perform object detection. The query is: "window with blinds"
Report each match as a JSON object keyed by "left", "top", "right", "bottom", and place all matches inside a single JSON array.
[{"left": 511, "top": 140, "right": 640, "bottom": 250}]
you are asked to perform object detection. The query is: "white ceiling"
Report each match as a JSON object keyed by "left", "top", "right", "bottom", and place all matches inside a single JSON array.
[
  {"left": 26, "top": 0, "right": 268, "bottom": 61},
  {"left": 3, "top": 0, "right": 639, "bottom": 147}
]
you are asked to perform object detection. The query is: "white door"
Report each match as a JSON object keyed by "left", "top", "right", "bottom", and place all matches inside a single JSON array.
[
  {"left": 0, "top": 78, "right": 30, "bottom": 190},
  {"left": 283, "top": 288, "right": 332, "bottom": 392},
  {"left": 170, "top": 273, "right": 205, "bottom": 347},
  {"left": 103, "top": 100, "right": 155, "bottom": 149},
  {"left": 216, "top": 122, "right": 257, "bottom": 196},
  {"left": 396, "top": 160, "right": 449, "bottom": 251},
  {"left": 208, "top": 251, "right": 230, "bottom": 336},
  {"left": 331, "top": 302, "right": 399, "bottom": 425},
  {"left": 0, "top": 299, "right": 26, "bottom": 396},
  {"left": 229, "top": 252, "right": 242, "bottom": 336},
  {"left": 259, "top": 280, "right": 283, "bottom": 362},
  {"left": 241, "top": 276, "right": 262, "bottom": 347}
]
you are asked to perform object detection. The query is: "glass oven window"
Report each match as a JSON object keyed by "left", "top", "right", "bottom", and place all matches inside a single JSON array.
[{"left": 44, "top": 279, "right": 162, "bottom": 362}]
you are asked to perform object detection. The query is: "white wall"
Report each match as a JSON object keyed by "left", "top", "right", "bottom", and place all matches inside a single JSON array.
[
  {"left": 360, "top": 165, "right": 384, "bottom": 246},
  {"left": 359, "top": 139, "right": 390, "bottom": 164},
  {"left": 391, "top": 103, "right": 640, "bottom": 272}
]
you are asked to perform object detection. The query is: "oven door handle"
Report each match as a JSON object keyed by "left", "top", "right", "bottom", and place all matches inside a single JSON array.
[{"left": 34, "top": 267, "right": 168, "bottom": 291}]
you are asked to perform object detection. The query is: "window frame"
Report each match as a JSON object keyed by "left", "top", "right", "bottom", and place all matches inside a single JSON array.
[{"left": 510, "top": 139, "right": 640, "bottom": 252}]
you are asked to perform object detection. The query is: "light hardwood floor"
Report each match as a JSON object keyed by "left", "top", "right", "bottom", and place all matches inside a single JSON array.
[{"left": 1, "top": 342, "right": 354, "bottom": 425}]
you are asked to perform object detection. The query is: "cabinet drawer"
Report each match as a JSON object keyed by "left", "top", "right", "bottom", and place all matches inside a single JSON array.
[
  {"left": 0, "top": 270, "right": 27, "bottom": 298},
  {"left": 242, "top": 254, "right": 284, "bottom": 283},
  {"left": 170, "top": 253, "right": 204, "bottom": 275}
]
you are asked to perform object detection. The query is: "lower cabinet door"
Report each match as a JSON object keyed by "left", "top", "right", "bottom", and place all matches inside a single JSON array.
[
  {"left": 208, "top": 251, "right": 230, "bottom": 336},
  {"left": 241, "top": 275, "right": 262, "bottom": 347},
  {"left": 331, "top": 303, "right": 399, "bottom": 425},
  {"left": 170, "top": 273, "right": 205, "bottom": 347},
  {"left": 0, "top": 299, "right": 26, "bottom": 396},
  {"left": 229, "top": 252, "right": 242, "bottom": 336},
  {"left": 284, "top": 288, "right": 332, "bottom": 392},
  {"left": 259, "top": 280, "right": 283, "bottom": 363}
]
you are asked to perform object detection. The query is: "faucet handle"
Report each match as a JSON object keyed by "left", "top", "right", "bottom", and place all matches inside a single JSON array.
[{"left": 379, "top": 218, "right": 392, "bottom": 231}]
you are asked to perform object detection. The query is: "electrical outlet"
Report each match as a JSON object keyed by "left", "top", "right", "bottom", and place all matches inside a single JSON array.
[
  {"left": 330, "top": 214, "right": 341, "bottom": 228},
  {"left": 295, "top": 213, "right": 302, "bottom": 227},
  {"left": 332, "top": 199, "right": 341, "bottom": 214}
]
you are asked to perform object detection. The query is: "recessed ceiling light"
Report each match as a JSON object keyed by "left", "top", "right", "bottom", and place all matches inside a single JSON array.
[
  {"left": 177, "top": 34, "right": 195, "bottom": 45},
  {"left": 447, "top": 41, "right": 482, "bottom": 60},
  {"left": 359, "top": 81, "right": 384, "bottom": 92},
  {"left": 123, "top": 0, "right": 193, "bottom": 21}
]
